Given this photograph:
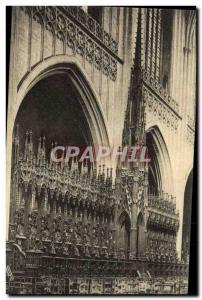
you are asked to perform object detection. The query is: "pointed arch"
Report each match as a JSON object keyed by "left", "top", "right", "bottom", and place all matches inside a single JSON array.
[
  {"left": 146, "top": 125, "right": 173, "bottom": 194},
  {"left": 118, "top": 210, "right": 131, "bottom": 227}
]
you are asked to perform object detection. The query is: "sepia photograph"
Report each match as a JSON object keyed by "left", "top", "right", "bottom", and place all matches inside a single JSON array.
[{"left": 6, "top": 5, "right": 197, "bottom": 295}]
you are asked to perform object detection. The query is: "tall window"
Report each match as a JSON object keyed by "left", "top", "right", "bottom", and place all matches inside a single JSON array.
[
  {"left": 161, "top": 10, "right": 173, "bottom": 90},
  {"left": 145, "top": 8, "right": 173, "bottom": 88},
  {"left": 145, "top": 8, "right": 162, "bottom": 81}
]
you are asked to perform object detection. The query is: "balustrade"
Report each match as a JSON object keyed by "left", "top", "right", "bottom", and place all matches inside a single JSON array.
[
  {"left": 22, "top": 6, "right": 120, "bottom": 81},
  {"left": 148, "top": 191, "right": 178, "bottom": 215},
  {"left": 143, "top": 70, "right": 179, "bottom": 115}
]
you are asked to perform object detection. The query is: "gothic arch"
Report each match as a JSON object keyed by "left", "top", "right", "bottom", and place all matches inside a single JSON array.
[
  {"left": 7, "top": 56, "right": 111, "bottom": 232},
  {"left": 145, "top": 125, "right": 173, "bottom": 194},
  {"left": 13, "top": 56, "right": 111, "bottom": 148},
  {"left": 118, "top": 210, "right": 131, "bottom": 226}
]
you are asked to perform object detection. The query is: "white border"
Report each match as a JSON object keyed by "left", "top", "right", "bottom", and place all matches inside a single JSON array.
[{"left": 0, "top": 1, "right": 200, "bottom": 299}]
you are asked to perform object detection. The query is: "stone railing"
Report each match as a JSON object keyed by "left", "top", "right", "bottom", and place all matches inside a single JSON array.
[
  {"left": 23, "top": 6, "right": 120, "bottom": 81},
  {"left": 63, "top": 7, "right": 119, "bottom": 55},
  {"left": 143, "top": 70, "right": 179, "bottom": 116},
  {"left": 143, "top": 71, "right": 180, "bottom": 133}
]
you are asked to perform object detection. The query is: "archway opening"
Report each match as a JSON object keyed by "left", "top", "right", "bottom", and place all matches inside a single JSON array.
[
  {"left": 181, "top": 169, "right": 193, "bottom": 263},
  {"left": 146, "top": 126, "right": 173, "bottom": 195},
  {"left": 146, "top": 129, "right": 162, "bottom": 195}
]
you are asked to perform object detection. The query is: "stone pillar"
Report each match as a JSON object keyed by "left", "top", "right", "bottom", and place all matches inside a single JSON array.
[
  {"left": 112, "top": 206, "right": 118, "bottom": 253},
  {"left": 15, "top": 182, "right": 20, "bottom": 210},
  {"left": 130, "top": 226, "right": 137, "bottom": 258},
  {"left": 64, "top": 202, "right": 67, "bottom": 218},
  {"left": 31, "top": 187, "right": 36, "bottom": 210},
  {"left": 83, "top": 207, "right": 88, "bottom": 222},
  {"left": 53, "top": 200, "right": 56, "bottom": 215},
  {"left": 75, "top": 206, "right": 78, "bottom": 221},
  {"left": 129, "top": 175, "right": 139, "bottom": 256},
  {"left": 176, "top": 183, "right": 186, "bottom": 260},
  {"left": 143, "top": 167, "right": 149, "bottom": 254}
]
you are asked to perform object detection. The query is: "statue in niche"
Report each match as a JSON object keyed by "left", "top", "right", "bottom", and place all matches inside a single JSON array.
[
  {"left": 83, "top": 225, "right": 90, "bottom": 245},
  {"left": 28, "top": 225, "right": 37, "bottom": 249},
  {"left": 69, "top": 225, "right": 74, "bottom": 243},
  {"left": 103, "top": 246, "right": 109, "bottom": 258},
  {"left": 9, "top": 225, "right": 16, "bottom": 241},
  {"left": 50, "top": 242, "right": 56, "bottom": 255},
  {"left": 30, "top": 226, "right": 37, "bottom": 239},
  {"left": 16, "top": 223, "right": 25, "bottom": 236},
  {"left": 72, "top": 244, "right": 80, "bottom": 257},
  {"left": 125, "top": 186, "right": 133, "bottom": 211},
  {"left": 93, "top": 246, "right": 100, "bottom": 258},
  {"left": 110, "top": 240, "right": 117, "bottom": 258},
  {"left": 75, "top": 222, "right": 82, "bottom": 244},
  {"left": 40, "top": 215, "right": 50, "bottom": 242},
  {"left": 100, "top": 226, "right": 105, "bottom": 247},
  {"left": 108, "top": 230, "right": 113, "bottom": 248},
  {"left": 63, "top": 222, "right": 71, "bottom": 243},
  {"left": 63, "top": 242, "right": 70, "bottom": 256},
  {"left": 42, "top": 228, "right": 50, "bottom": 241},
  {"left": 52, "top": 219, "right": 57, "bottom": 233},
  {"left": 129, "top": 250, "right": 136, "bottom": 260},
  {"left": 15, "top": 209, "right": 25, "bottom": 236},
  {"left": 119, "top": 248, "right": 125, "bottom": 259},
  {"left": 84, "top": 245, "right": 91, "bottom": 257},
  {"left": 54, "top": 230, "right": 62, "bottom": 243}
]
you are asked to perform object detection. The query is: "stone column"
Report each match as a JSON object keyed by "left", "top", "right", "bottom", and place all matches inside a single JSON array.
[
  {"left": 53, "top": 200, "right": 56, "bottom": 215},
  {"left": 129, "top": 175, "right": 139, "bottom": 257},
  {"left": 143, "top": 168, "right": 149, "bottom": 254}
]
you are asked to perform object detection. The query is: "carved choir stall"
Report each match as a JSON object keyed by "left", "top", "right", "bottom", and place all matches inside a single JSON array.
[{"left": 6, "top": 8, "right": 188, "bottom": 295}]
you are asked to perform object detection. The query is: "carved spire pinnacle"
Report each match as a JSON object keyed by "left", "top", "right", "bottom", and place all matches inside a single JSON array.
[{"left": 122, "top": 8, "right": 145, "bottom": 151}]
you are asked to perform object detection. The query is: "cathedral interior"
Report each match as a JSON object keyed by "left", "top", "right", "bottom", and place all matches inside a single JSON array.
[{"left": 6, "top": 6, "right": 196, "bottom": 294}]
